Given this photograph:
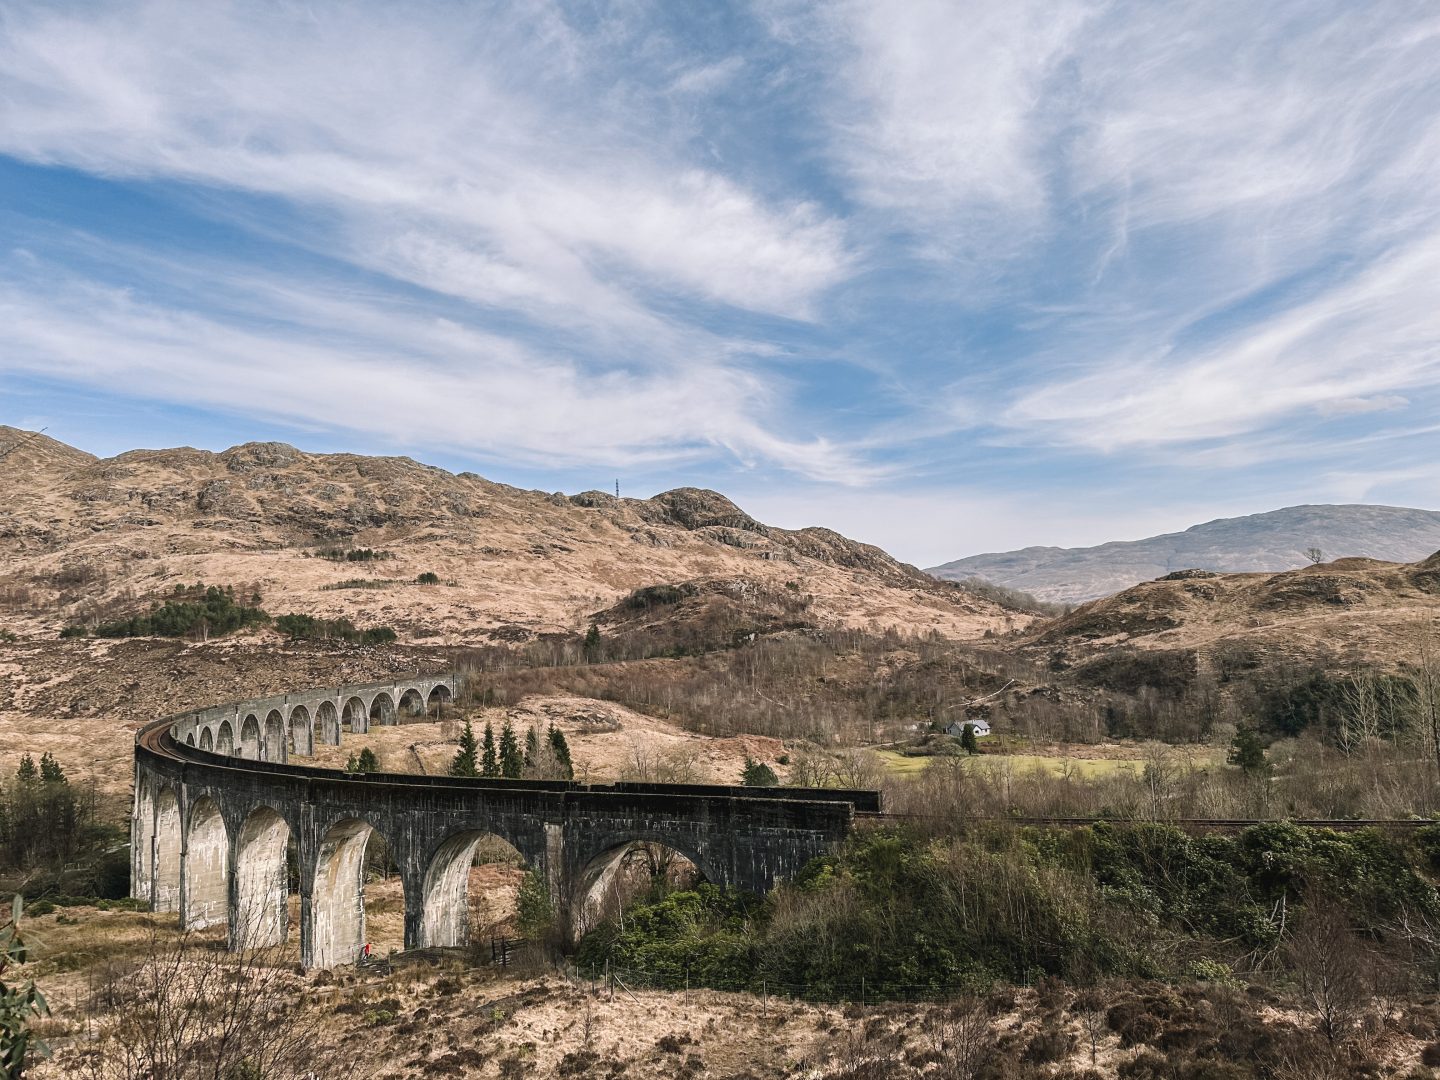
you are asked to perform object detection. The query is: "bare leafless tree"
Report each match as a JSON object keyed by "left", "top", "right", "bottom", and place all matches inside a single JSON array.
[
  {"left": 831, "top": 749, "right": 885, "bottom": 791},
  {"left": 1413, "top": 626, "right": 1440, "bottom": 777},
  {"left": 925, "top": 997, "right": 995, "bottom": 1079},
  {"left": 68, "top": 933, "right": 374, "bottom": 1080},
  {"left": 1286, "top": 896, "right": 1373, "bottom": 1045},
  {"left": 1071, "top": 986, "right": 1109, "bottom": 1066},
  {"left": 621, "top": 740, "right": 701, "bottom": 784}
]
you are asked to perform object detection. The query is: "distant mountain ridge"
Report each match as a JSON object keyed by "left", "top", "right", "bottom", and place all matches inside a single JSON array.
[{"left": 926, "top": 504, "right": 1440, "bottom": 604}]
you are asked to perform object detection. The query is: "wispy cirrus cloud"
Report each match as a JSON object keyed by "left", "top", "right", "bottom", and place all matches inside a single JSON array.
[{"left": 2, "top": 0, "right": 1440, "bottom": 559}]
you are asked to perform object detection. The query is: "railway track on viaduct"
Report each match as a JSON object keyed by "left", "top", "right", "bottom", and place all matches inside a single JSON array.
[{"left": 132, "top": 670, "right": 1434, "bottom": 970}]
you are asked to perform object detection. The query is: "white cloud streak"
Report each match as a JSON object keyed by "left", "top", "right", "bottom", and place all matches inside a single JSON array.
[
  {"left": 2, "top": 0, "right": 1440, "bottom": 535},
  {"left": 0, "top": 260, "right": 871, "bottom": 481}
]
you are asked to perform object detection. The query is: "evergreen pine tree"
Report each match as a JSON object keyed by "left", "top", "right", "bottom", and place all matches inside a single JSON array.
[
  {"left": 1228, "top": 726, "right": 1269, "bottom": 776},
  {"left": 450, "top": 719, "right": 479, "bottom": 777},
  {"left": 741, "top": 757, "right": 778, "bottom": 787},
  {"left": 524, "top": 726, "right": 539, "bottom": 771},
  {"left": 38, "top": 753, "right": 65, "bottom": 784},
  {"left": 15, "top": 755, "right": 36, "bottom": 785},
  {"left": 960, "top": 723, "right": 979, "bottom": 756},
  {"left": 356, "top": 747, "right": 380, "bottom": 773},
  {"left": 499, "top": 719, "right": 523, "bottom": 778},
  {"left": 345, "top": 751, "right": 359, "bottom": 772},
  {"left": 584, "top": 622, "right": 601, "bottom": 661},
  {"left": 481, "top": 722, "right": 499, "bottom": 777},
  {"left": 548, "top": 723, "right": 574, "bottom": 780}
]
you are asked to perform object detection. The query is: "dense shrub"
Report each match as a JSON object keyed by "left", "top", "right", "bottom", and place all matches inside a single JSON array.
[
  {"left": 313, "top": 548, "right": 393, "bottom": 562},
  {"left": 577, "top": 824, "right": 1440, "bottom": 1002},
  {"left": 273, "top": 614, "right": 396, "bottom": 645},
  {"left": 92, "top": 584, "right": 269, "bottom": 639},
  {"left": 1257, "top": 667, "right": 1417, "bottom": 740}
]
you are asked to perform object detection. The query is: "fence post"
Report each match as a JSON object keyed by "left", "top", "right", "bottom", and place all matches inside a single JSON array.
[{"left": 860, "top": 977, "right": 865, "bottom": 1008}]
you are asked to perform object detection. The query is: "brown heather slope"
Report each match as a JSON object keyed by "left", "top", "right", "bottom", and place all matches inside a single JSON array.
[
  {"left": 1023, "top": 552, "right": 1440, "bottom": 671},
  {"left": 0, "top": 426, "right": 1016, "bottom": 641},
  {"left": 0, "top": 428, "right": 1026, "bottom": 802}
]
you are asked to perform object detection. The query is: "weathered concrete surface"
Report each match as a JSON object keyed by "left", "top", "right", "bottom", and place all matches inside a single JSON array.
[{"left": 133, "top": 672, "right": 876, "bottom": 969}]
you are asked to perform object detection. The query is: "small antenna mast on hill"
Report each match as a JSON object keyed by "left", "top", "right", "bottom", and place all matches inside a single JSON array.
[
  {"left": 0, "top": 427, "right": 48, "bottom": 464},
  {"left": 615, "top": 478, "right": 620, "bottom": 499}
]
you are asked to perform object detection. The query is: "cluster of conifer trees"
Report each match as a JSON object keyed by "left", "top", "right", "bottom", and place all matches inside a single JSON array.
[
  {"left": 0, "top": 753, "right": 82, "bottom": 870},
  {"left": 449, "top": 717, "right": 572, "bottom": 779}
]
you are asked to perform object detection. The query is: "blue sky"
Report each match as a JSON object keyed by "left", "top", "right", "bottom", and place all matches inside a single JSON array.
[{"left": 3, "top": 1, "right": 1440, "bottom": 567}]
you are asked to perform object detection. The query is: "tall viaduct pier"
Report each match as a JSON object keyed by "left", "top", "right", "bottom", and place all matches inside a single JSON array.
[{"left": 132, "top": 673, "right": 877, "bottom": 969}]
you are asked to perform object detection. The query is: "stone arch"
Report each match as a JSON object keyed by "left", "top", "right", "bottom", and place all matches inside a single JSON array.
[
  {"left": 418, "top": 830, "right": 527, "bottom": 948},
  {"left": 215, "top": 719, "right": 234, "bottom": 755},
  {"left": 570, "top": 836, "right": 711, "bottom": 939},
  {"left": 287, "top": 705, "right": 312, "bottom": 758},
  {"left": 368, "top": 692, "right": 396, "bottom": 727},
  {"left": 262, "top": 710, "right": 285, "bottom": 761},
  {"left": 199, "top": 726, "right": 215, "bottom": 752},
  {"left": 239, "top": 714, "right": 261, "bottom": 759},
  {"left": 310, "top": 817, "right": 382, "bottom": 969},
  {"left": 185, "top": 796, "right": 228, "bottom": 930},
  {"left": 234, "top": 805, "right": 292, "bottom": 949},
  {"left": 314, "top": 700, "right": 341, "bottom": 746},
  {"left": 153, "top": 786, "right": 183, "bottom": 914},
  {"left": 398, "top": 688, "right": 424, "bottom": 718},
  {"left": 426, "top": 684, "right": 453, "bottom": 715},
  {"left": 342, "top": 696, "right": 367, "bottom": 734},
  {"left": 185, "top": 731, "right": 196, "bottom": 747}
]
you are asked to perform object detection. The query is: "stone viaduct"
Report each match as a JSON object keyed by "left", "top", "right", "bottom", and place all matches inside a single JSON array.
[{"left": 132, "top": 672, "right": 878, "bottom": 969}]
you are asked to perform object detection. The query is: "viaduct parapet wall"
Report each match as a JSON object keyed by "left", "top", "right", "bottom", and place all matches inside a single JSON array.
[{"left": 132, "top": 672, "right": 875, "bottom": 969}]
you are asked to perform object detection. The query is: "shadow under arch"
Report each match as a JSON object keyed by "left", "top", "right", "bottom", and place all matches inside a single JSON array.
[
  {"left": 234, "top": 805, "right": 293, "bottom": 949},
  {"left": 570, "top": 836, "right": 711, "bottom": 940},
  {"left": 426, "top": 684, "right": 453, "bottom": 716},
  {"left": 341, "top": 696, "right": 366, "bottom": 733},
  {"left": 262, "top": 709, "right": 285, "bottom": 761},
  {"left": 314, "top": 700, "right": 340, "bottom": 746},
  {"left": 199, "top": 727, "right": 214, "bottom": 752},
  {"left": 418, "top": 830, "right": 527, "bottom": 949},
  {"left": 239, "top": 714, "right": 261, "bottom": 758},
  {"left": 185, "top": 796, "right": 228, "bottom": 930},
  {"left": 215, "top": 719, "right": 235, "bottom": 755},
  {"left": 368, "top": 692, "right": 396, "bottom": 727},
  {"left": 287, "top": 704, "right": 312, "bottom": 757},
  {"left": 398, "top": 688, "right": 424, "bottom": 718}
]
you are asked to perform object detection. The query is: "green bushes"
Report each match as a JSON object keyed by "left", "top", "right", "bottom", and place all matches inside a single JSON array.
[
  {"left": 740, "top": 757, "right": 778, "bottom": 786},
  {"left": 576, "top": 823, "right": 1440, "bottom": 1001},
  {"left": 272, "top": 614, "right": 396, "bottom": 645},
  {"left": 1256, "top": 667, "right": 1417, "bottom": 740},
  {"left": 311, "top": 548, "right": 393, "bottom": 562},
  {"left": 623, "top": 584, "right": 692, "bottom": 610},
  {"left": 416, "top": 572, "right": 441, "bottom": 585},
  {"left": 70, "top": 588, "right": 396, "bottom": 644},
  {"left": 91, "top": 584, "right": 269, "bottom": 639}
]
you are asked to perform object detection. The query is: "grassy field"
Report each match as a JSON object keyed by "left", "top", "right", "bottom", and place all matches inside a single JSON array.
[{"left": 875, "top": 746, "right": 1227, "bottom": 778}]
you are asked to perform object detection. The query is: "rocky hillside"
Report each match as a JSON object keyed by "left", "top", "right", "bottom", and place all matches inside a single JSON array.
[
  {"left": 1025, "top": 551, "right": 1440, "bottom": 674},
  {"left": 928, "top": 504, "right": 1440, "bottom": 603},
  {"left": 0, "top": 427, "right": 1016, "bottom": 641}
]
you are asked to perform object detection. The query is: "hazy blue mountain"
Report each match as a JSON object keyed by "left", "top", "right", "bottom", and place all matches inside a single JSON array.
[{"left": 927, "top": 505, "right": 1440, "bottom": 604}]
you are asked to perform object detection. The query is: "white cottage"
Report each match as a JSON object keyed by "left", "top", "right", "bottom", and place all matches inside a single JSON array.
[{"left": 945, "top": 718, "right": 991, "bottom": 738}]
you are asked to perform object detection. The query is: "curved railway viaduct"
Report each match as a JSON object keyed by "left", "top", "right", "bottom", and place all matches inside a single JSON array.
[{"left": 132, "top": 672, "right": 877, "bottom": 969}]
